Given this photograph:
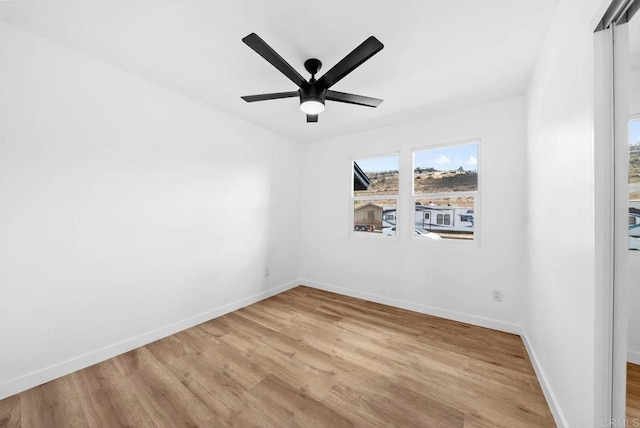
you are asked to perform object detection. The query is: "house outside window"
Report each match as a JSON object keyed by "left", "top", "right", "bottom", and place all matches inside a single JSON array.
[
  {"left": 413, "top": 141, "right": 479, "bottom": 240},
  {"left": 352, "top": 154, "right": 399, "bottom": 237}
]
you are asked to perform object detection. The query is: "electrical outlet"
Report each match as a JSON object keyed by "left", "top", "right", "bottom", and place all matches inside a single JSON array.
[
  {"left": 265, "top": 268, "right": 270, "bottom": 277},
  {"left": 492, "top": 289, "right": 503, "bottom": 302}
]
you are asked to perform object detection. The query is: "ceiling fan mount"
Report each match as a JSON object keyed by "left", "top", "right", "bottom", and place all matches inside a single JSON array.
[
  {"left": 241, "top": 33, "right": 384, "bottom": 123},
  {"left": 303, "top": 58, "right": 322, "bottom": 78}
]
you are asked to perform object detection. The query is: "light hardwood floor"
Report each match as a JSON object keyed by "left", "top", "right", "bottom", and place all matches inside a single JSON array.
[
  {"left": 628, "top": 363, "right": 640, "bottom": 422},
  {"left": 0, "top": 286, "right": 554, "bottom": 427}
]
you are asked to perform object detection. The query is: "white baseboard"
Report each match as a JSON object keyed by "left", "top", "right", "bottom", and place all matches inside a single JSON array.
[
  {"left": 300, "top": 279, "right": 521, "bottom": 335},
  {"left": 629, "top": 350, "right": 640, "bottom": 365},
  {"left": 521, "top": 329, "right": 565, "bottom": 428},
  {"left": 1, "top": 277, "right": 563, "bottom": 428},
  {"left": 0, "top": 280, "right": 299, "bottom": 401}
]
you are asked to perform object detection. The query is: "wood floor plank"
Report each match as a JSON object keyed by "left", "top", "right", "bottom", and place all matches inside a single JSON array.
[
  {"left": 19, "top": 378, "right": 88, "bottom": 428},
  {"left": 85, "top": 379, "right": 156, "bottom": 428},
  {"left": 0, "top": 394, "right": 20, "bottom": 428},
  {"left": 69, "top": 358, "right": 125, "bottom": 395},
  {"left": 325, "top": 373, "right": 466, "bottom": 427},
  {"left": 628, "top": 362, "right": 640, "bottom": 422},
  {"left": 0, "top": 285, "right": 554, "bottom": 427},
  {"left": 244, "top": 374, "right": 355, "bottom": 428}
]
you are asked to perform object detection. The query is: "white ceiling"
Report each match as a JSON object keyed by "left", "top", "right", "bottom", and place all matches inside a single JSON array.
[{"left": 0, "top": 0, "right": 560, "bottom": 143}]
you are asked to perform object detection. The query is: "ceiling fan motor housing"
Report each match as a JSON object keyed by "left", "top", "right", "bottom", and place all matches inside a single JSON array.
[{"left": 300, "top": 82, "right": 327, "bottom": 105}]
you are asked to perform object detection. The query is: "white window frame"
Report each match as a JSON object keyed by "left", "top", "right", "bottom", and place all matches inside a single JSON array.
[
  {"left": 350, "top": 152, "right": 400, "bottom": 241},
  {"left": 410, "top": 140, "right": 481, "bottom": 244}
]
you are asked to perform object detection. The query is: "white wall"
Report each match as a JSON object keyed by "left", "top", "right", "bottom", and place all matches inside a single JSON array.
[
  {"left": 0, "top": 21, "right": 300, "bottom": 399},
  {"left": 524, "top": 0, "right": 608, "bottom": 426},
  {"left": 299, "top": 96, "right": 526, "bottom": 332}
]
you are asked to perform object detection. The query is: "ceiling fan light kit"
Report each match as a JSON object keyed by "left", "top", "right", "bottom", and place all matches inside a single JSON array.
[
  {"left": 241, "top": 33, "right": 384, "bottom": 123},
  {"left": 300, "top": 99, "right": 325, "bottom": 115}
]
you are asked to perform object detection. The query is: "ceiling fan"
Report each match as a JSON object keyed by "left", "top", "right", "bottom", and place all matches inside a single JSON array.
[{"left": 241, "top": 33, "right": 384, "bottom": 123}]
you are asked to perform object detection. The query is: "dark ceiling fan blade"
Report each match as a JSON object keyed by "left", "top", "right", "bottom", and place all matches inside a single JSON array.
[
  {"left": 241, "top": 91, "right": 299, "bottom": 102},
  {"left": 307, "top": 114, "right": 318, "bottom": 123},
  {"left": 326, "top": 90, "right": 383, "bottom": 108},
  {"left": 316, "top": 36, "right": 384, "bottom": 89},
  {"left": 242, "top": 33, "right": 307, "bottom": 88}
]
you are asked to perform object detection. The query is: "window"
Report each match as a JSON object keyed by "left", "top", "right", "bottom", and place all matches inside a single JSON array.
[
  {"left": 352, "top": 154, "right": 399, "bottom": 237},
  {"left": 630, "top": 118, "right": 640, "bottom": 251},
  {"left": 413, "top": 142, "right": 478, "bottom": 240}
]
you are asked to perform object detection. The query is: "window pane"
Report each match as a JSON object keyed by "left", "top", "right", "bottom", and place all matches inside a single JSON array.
[
  {"left": 353, "top": 155, "right": 399, "bottom": 197},
  {"left": 414, "top": 197, "right": 474, "bottom": 240},
  {"left": 414, "top": 143, "right": 478, "bottom": 194},
  {"left": 631, "top": 119, "right": 640, "bottom": 184},
  {"left": 631, "top": 193, "right": 640, "bottom": 251},
  {"left": 353, "top": 199, "right": 397, "bottom": 235}
]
